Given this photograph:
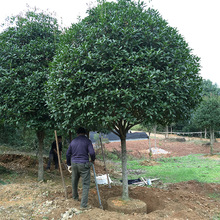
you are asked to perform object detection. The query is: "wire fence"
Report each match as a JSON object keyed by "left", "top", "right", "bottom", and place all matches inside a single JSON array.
[{"left": 157, "top": 131, "right": 220, "bottom": 138}]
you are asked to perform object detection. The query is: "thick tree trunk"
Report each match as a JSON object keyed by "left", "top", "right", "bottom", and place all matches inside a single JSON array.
[
  {"left": 121, "top": 136, "right": 129, "bottom": 200},
  {"left": 113, "top": 121, "right": 129, "bottom": 200},
  {"left": 37, "top": 130, "right": 45, "bottom": 182},
  {"left": 210, "top": 127, "right": 214, "bottom": 155}
]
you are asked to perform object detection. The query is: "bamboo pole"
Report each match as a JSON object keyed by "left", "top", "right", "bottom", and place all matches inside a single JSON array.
[{"left": 55, "top": 130, "right": 67, "bottom": 199}]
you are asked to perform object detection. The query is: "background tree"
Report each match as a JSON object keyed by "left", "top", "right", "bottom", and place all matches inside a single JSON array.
[
  {"left": 202, "top": 79, "right": 220, "bottom": 97},
  {"left": 46, "top": 0, "right": 202, "bottom": 200},
  {"left": 0, "top": 9, "right": 61, "bottom": 181},
  {"left": 173, "top": 79, "right": 220, "bottom": 136},
  {"left": 192, "top": 96, "right": 220, "bottom": 154}
]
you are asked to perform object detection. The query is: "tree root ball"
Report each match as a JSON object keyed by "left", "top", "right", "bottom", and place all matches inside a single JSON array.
[{"left": 107, "top": 196, "right": 147, "bottom": 214}]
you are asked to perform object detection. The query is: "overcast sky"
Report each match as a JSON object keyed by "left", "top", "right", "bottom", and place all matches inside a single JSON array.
[{"left": 0, "top": 0, "right": 219, "bottom": 86}]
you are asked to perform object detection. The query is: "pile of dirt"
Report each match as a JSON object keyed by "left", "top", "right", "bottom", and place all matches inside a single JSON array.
[{"left": 0, "top": 154, "right": 38, "bottom": 168}]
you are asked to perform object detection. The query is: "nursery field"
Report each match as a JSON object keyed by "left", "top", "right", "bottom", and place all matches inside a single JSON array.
[{"left": 0, "top": 137, "right": 220, "bottom": 219}]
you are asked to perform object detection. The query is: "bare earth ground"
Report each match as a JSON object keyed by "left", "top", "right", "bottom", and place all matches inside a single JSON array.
[{"left": 0, "top": 136, "right": 220, "bottom": 220}]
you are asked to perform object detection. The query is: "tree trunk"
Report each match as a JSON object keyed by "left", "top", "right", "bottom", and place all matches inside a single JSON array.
[
  {"left": 205, "top": 128, "right": 207, "bottom": 139},
  {"left": 69, "top": 130, "right": 72, "bottom": 143},
  {"left": 37, "top": 130, "right": 45, "bottom": 182},
  {"left": 86, "top": 130, "right": 90, "bottom": 138},
  {"left": 210, "top": 127, "right": 214, "bottom": 155},
  {"left": 148, "top": 132, "right": 152, "bottom": 159},
  {"left": 165, "top": 125, "right": 169, "bottom": 139},
  {"left": 154, "top": 125, "right": 157, "bottom": 148},
  {"left": 121, "top": 136, "right": 129, "bottom": 200}
]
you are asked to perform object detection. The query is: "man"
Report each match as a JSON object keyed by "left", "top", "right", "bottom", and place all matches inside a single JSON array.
[
  {"left": 66, "top": 127, "right": 95, "bottom": 210},
  {"left": 46, "top": 136, "right": 62, "bottom": 171}
]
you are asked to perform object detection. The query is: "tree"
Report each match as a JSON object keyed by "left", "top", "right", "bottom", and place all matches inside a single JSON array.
[
  {"left": 170, "top": 80, "right": 220, "bottom": 135},
  {"left": 0, "top": 9, "right": 61, "bottom": 181},
  {"left": 193, "top": 96, "right": 220, "bottom": 154},
  {"left": 202, "top": 79, "right": 220, "bottom": 97},
  {"left": 46, "top": 0, "right": 202, "bottom": 199}
]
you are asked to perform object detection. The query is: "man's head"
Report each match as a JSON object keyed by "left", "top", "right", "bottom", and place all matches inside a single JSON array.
[
  {"left": 58, "top": 136, "right": 62, "bottom": 142},
  {"left": 77, "top": 127, "right": 86, "bottom": 135}
]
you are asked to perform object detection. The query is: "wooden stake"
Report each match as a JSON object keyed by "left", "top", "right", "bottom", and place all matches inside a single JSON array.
[
  {"left": 55, "top": 130, "right": 67, "bottom": 199},
  {"left": 99, "top": 134, "right": 111, "bottom": 188},
  {"left": 140, "top": 177, "right": 148, "bottom": 186}
]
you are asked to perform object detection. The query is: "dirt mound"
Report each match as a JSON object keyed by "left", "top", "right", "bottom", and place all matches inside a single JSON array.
[{"left": 0, "top": 154, "right": 38, "bottom": 170}]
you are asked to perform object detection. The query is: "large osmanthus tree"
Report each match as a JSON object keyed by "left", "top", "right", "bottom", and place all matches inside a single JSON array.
[
  {"left": 0, "top": 9, "right": 61, "bottom": 181},
  {"left": 46, "top": 0, "right": 202, "bottom": 199}
]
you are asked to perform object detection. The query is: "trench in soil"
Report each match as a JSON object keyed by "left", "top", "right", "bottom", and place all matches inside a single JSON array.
[{"left": 86, "top": 185, "right": 164, "bottom": 214}]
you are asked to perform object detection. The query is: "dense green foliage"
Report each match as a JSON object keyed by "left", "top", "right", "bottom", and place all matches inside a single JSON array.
[
  {"left": 202, "top": 79, "right": 220, "bottom": 96},
  {"left": 0, "top": 121, "right": 36, "bottom": 148},
  {"left": 0, "top": 10, "right": 60, "bottom": 130},
  {"left": 0, "top": 9, "right": 61, "bottom": 181},
  {"left": 47, "top": 0, "right": 202, "bottom": 134},
  {"left": 192, "top": 96, "right": 220, "bottom": 154},
  {"left": 193, "top": 96, "right": 220, "bottom": 131}
]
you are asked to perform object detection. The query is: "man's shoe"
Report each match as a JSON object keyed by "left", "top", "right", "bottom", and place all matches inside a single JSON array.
[{"left": 80, "top": 205, "right": 92, "bottom": 210}]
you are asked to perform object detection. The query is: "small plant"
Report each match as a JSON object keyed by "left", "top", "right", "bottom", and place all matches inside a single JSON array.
[
  {"left": 93, "top": 133, "right": 109, "bottom": 148},
  {"left": 95, "top": 148, "right": 120, "bottom": 161}
]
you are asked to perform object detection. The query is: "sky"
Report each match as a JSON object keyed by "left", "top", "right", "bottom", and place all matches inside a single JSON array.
[{"left": 0, "top": 0, "right": 219, "bottom": 86}]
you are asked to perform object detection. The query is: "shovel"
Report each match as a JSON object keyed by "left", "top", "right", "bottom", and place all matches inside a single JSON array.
[{"left": 92, "top": 163, "right": 103, "bottom": 209}]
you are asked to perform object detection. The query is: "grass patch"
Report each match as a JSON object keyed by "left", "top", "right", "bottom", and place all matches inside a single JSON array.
[
  {"left": 213, "top": 213, "right": 220, "bottom": 220},
  {"left": 0, "top": 179, "right": 7, "bottom": 185},
  {"left": 208, "top": 192, "right": 220, "bottom": 201},
  {"left": 126, "top": 154, "right": 220, "bottom": 183},
  {"left": 96, "top": 148, "right": 121, "bottom": 161},
  {"left": 0, "top": 164, "right": 27, "bottom": 184},
  {"left": 0, "top": 165, "right": 14, "bottom": 184}
]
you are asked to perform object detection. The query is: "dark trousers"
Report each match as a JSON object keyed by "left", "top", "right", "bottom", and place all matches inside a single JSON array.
[
  {"left": 71, "top": 162, "right": 91, "bottom": 208},
  {"left": 47, "top": 153, "right": 58, "bottom": 169}
]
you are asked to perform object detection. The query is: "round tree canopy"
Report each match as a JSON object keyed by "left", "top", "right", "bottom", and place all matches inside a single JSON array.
[{"left": 47, "top": 0, "right": 202, "bottom": 133}]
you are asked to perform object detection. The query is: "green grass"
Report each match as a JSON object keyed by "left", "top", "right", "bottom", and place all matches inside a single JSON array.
[
  {"left": 0, "top": 165, "right": 14, "bottom": 184},
  {"left": 126, "top": 154, "right": 220, "bottom": 183},
  {"left": 208, "top": 192, "right": 220, "bottom": 201},
  {"left": 213, "top": 213, "right": 220, "bottom": 220}
]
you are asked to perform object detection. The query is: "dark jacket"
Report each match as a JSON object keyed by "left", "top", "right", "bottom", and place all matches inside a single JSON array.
[
  {"left": 66, "top": 135, "right": 95, "bottom": 165},
  {"left": 50, "top": 141, "right": 62, "bottom": 155}
]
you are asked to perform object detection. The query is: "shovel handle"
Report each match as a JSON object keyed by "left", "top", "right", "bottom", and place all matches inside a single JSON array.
[{"left": 92, "top": 164, "right": 103, "bottom": 209}]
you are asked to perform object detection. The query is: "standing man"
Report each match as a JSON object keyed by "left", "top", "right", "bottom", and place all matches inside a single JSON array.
[
  {"left": 46, "top": 136, "right": 62, "bottom": 171},
  {"left": 66, "top": 127, "right": 95, "bottom": 210}
]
